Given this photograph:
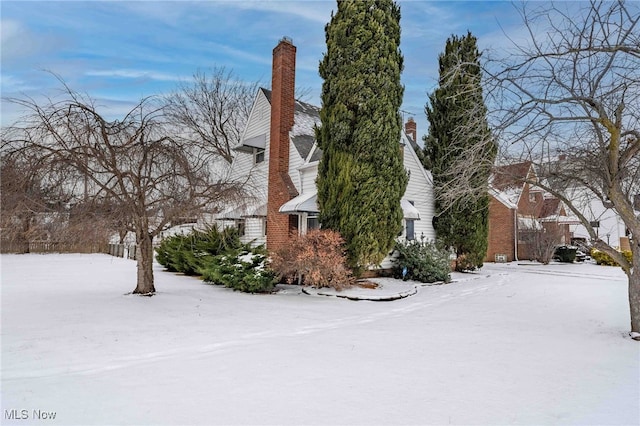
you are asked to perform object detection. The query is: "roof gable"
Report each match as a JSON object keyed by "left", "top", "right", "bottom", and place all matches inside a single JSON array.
[
  {"left": 260, "top": 88, "right": 320, "bottom": 162},
  {"left": 492, "top": 161, "right": 535, "bottom": 191},
  {"left": 291, "top": 134, "right": 315, "bottom": 160},
  {"left": 540, "top": 197, "right": 561, "bottom": 218},
  {"left": 260, "top": 87, "right": 271, "bottom": 103},
  {"left": 488, "top": 185, "right": 518, "bottom": 209}
]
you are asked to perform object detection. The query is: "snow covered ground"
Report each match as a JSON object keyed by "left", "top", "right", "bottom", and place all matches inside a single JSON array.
[{"left": 1, "top": 254, "right": 639, "bottom": 425}]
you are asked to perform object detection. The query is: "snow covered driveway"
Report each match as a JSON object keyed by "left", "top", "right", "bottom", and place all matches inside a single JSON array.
[{"left": 2, "top": 254, "right": 639, "bottom": 425}]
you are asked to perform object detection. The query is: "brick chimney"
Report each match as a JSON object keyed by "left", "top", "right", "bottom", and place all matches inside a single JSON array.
[
  {"left": 267, "top": 37, "right": 299, "bottom": 252},
  {"left": 405, "top": 117, "right": 417, "bottom": 142}
]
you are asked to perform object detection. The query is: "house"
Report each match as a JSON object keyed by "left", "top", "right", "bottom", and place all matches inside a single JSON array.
[
  {"left": 486, "top": 161, "right": 577, "bottom": 262},
  {"left": 219, "top": 37, "right": 436, "bottom": 267},
  {"left": 568, "top": 192, "right": 630, "bottom": 249}
]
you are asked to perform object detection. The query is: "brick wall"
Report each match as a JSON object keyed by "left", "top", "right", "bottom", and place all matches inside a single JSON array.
[
  {"left": 404, "top": 117, "right": 417, "bottom": 142},
  {"left": 266, "top": 38, "right": 299, "bottom": 252},
  {"left": 486, "top": 196, "right": 516, "bottom": 262},
  {"left": 518, "top": 183, "right": 544, "bottom": 217}
]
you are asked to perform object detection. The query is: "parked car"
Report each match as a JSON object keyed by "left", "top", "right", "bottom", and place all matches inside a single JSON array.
[
  {"left": 553, "top": 245, "right": 579, "bottom": 263},
  {"left": 574, "top": 249, "right": 588, "bottom": 262},
  {"left": 570, "top": 238, "right": 592, "bottom": 262}
]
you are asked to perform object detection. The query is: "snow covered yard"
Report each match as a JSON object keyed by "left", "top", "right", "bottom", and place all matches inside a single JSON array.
[{"left": 1, "top": 254, "right": 638, "bottom": 426}]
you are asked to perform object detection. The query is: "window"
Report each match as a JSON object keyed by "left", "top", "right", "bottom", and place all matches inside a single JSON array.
[
  {"left": 307, "top": 216, "right": 320, "bottom": 231},
  {"left": 236, "top": 219, "right": 246, "bottom": 237},
  {"left": 405, "top": 219, "right": 415, "bottom": 241},
  {"left": 529, "top": 192, "right": 536, "bottom": 203},
  {"left": 254, "top": 148, "right": 265, "bottom": 164}
]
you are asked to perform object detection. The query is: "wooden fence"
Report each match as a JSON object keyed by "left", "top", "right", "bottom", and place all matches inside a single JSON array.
[
  {"left": 1, "top": 240, "right": 139, "bottom": 261},
  {"left": 107, "top": 243, "right": 137, "bottom": 260},
  {"left": 0, "top": 241, "right": 108, "bottom": 254}
]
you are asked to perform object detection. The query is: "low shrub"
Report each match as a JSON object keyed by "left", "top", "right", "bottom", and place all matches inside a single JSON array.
[
  {"left": 155, "top": 233, "right": 187, "bottom": 272},
  {"left": 392, "top": 238, "right": 451, "bottom": 283},
  {"left": 591, "top": 249, "right": 632, "bottom": 266},
  {"left": 155, "top": 227, "right": 242, "bottom": 275},
  {"left": 453, "top": 253, "right": 482, "bottom": 272},
  {"left": 200, "top": 247, "right": 277, "bottom": 293},
  {"left": 270, "top": 229, "right": 354, "bottom": 290},
  {"left": 155, "top": 227, "right": 276, "bottom": 293}
]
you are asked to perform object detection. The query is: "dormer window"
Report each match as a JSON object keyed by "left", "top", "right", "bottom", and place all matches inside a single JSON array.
[
  {"left": 254, "top": 148, "right": 265, "bottom": 164},
  {"left": 529, "top": 192, "right": 536, "bottom": 203}
]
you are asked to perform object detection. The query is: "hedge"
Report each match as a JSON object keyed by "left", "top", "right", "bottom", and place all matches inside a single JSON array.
[{"left": 591, "top": 249, "right": 632, "bottom": 266}]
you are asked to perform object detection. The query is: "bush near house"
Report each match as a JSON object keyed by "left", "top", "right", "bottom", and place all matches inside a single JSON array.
[
  {"left": 591, "top": 249, "right": 633, "bottom": 266},
  {"left": 155, "top": 233, "right": 193, "bottom": 274},
  {"left": 199, "top": 248, "right": 277, "bottom": 293},
  {"left": 155, "top": 227, "right": 275, "bottom": 293},
  {"left": 392, "top": 238, "right": 451, "bottom": 283},
  {"left": 155, "top": 227, "right": 242, "bottom": 275},
  {"left": 270, "top": 229, "right": 354, "bottom": 290}
]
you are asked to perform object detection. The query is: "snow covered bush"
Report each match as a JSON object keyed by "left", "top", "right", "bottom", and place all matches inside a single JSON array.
[
  {"left": 155, "top": 233, "right": 191, "bottom": 273},
  {"left": 392, "top": 238, "right": 451, "bottom": 283},
  {"left": 270, "top": 229, "right": 354, "bottom": 290},
  {"left": 200, "top": 248, "right": 276, "bottom": 293},
  {"left": 155, "top": 227, "right": 242, "bottom": 275},
  {"left": 156, "top": 227, "right": 275, "bottom": 293}
]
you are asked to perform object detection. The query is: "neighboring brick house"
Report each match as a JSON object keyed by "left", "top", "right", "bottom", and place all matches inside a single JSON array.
[
  {"left": 486, "top": 186, "right": 518, "bottom": 262},
  {"left": 486, "top": 161, "right": 576, "bottom": 262},
  {"left": 220, "top": 37, "right": 436, "bottom": 268}
]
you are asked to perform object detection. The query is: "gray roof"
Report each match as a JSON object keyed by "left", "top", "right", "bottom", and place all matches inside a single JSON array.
[
  {"left": 261, "top": 88, "right": 321, "bottom": 163},
  {"left": 259, "top": 88, "right": 407, "bottom": 165},
  {"left": 291, "top": 134, "right": 315, "bottom": 161}
]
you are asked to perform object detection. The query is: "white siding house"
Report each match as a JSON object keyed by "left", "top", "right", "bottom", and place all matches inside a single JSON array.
[
  {"left": 220, "top": 88, "right": 436, "bottom": 251},
  {"left": 217, "top": 38, "right": 436, "bottom": 270}
]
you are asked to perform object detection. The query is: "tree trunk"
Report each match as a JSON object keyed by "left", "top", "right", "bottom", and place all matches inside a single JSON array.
[
  {"left": 630, "top": 247, "right": 640, "bottom": 339},
  {"left": 133, "top": 232, "right": 155, "bottom": 295}
]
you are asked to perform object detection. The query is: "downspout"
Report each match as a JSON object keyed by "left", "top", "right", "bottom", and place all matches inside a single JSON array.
[{"left": 513, "top": 207, "right": 519, "bottom": 261}]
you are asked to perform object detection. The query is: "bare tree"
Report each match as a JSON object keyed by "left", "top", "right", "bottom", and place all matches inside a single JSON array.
[
  {"left": 519, "top": 222, "right": 564, "bottom": 265},
  {"left": 163, "top": 67, "right": 310, "bottom": 166},
  {"left": 3, "top": 77, "right": 244, "bottom": 295},
  {"left": 164, "top": 68, "right": 259, "bottom": 165},
  {"left": 0, "top": 148, "right": 72, "bottom": 252},
  {"left": 487, "top": 1, "right": 640, "bottom": 338}
]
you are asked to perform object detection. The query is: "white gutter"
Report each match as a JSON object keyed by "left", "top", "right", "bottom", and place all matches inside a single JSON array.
[{"left": 514, "top": 209, "right": 519, "bottom": 261}]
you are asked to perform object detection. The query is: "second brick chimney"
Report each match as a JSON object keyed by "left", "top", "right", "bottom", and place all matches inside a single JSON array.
[
  {"left": 266, "top": 37, "right": 299, "bottom": 252},
  {"left": 405, "top": 117, "right": 417, "bottom": 142}
]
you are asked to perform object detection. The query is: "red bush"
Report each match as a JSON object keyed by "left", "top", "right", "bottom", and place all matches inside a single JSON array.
[{"left": 270, "top": 229, "right": 354, "bottom": 290}]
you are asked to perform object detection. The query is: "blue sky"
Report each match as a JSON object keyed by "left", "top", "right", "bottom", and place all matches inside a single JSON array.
[{"left": 1, "top": 1, "right": 531, "bottom": 137}]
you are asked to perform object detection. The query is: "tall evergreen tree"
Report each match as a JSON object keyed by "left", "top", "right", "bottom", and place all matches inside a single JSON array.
[
  {"left": 423, "top": 32, "right": 496, "bottom": 271},
  {"left": 316, "top": 0, "right": 407, "bottom": 271}
]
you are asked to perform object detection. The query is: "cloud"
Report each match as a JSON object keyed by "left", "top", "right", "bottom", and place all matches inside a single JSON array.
[
  {"left": 0, "top": 19, "right": 67, "bottom": 64},
  {"left": 205, "top": 41, "right": 272, "bottom": 67},
  {"left": 85, "top": 69, "right": 183, "bottom": 82},
  {"left": 0, "top": 19, "right": 21, "bottom": 41},
  {"left": 0, "top": 73, "right": 37, "bottom": 94},
  {"left": 226, "top": 1, "right": 334, "bottom": 24}
]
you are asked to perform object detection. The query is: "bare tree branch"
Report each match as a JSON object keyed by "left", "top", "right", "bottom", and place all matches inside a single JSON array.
[
  {"left": 487, "top": 0, "right": 640, "bottom": 337},
  {"left": 3, "top": 75, "right": 248, "bottom": 294},
  {"left": 164, "top": 68, "right": 259, "bottom": 164}
]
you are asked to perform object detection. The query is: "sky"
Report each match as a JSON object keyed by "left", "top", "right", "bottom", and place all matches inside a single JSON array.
[{"left": 0, "top": 1, "right": 533, "bottom": 138}]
